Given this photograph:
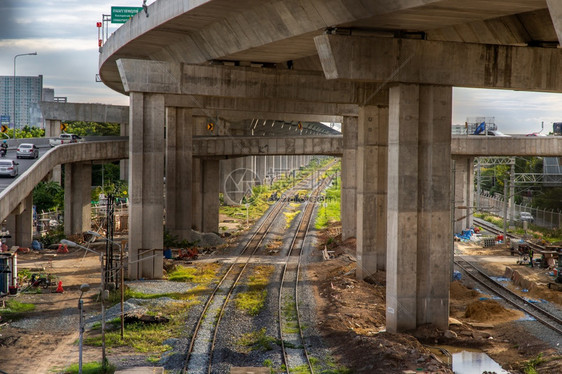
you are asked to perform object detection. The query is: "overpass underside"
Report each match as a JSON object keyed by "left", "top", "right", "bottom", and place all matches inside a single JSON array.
[{"left": 99, "top": 0, "right": 562, "bottom": 334}]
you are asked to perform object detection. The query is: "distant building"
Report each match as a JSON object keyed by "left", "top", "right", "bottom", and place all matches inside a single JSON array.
[{"left": 0, "top": 75, "right": 44, "bottom": 129}]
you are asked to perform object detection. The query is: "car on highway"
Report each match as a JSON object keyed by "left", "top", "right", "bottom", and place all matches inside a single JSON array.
[
  {"left": 477, "top": 129, "right": 510, "bottom": 137},
  {"left": 49, "top": 133, "right": 84, "bottom": 147},
  {"left": 525, "top": 132, "right": 547, "bottom": 137},
  {"left": 0, "top": 160, "right": 19, "bottom": 177},
  {"left": 16, "top": 143, "right": 39, "bottom": 159},
  {"left": 518, "top": 212, "right": 534, "bottom": 223}
]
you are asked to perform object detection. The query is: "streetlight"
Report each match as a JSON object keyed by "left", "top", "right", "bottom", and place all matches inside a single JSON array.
[
  {"left": 13, "top": 52, "right": 37, "bottom": 137},
  {"left": 78, "top": 283, "right": 91, "bottom": 374}
]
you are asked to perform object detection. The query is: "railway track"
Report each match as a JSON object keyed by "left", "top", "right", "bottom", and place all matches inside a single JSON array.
[
  {"left": 181, "top": 161, "right": 337, "bottom": 373},
  {"left": 473, "top": 217, "right": 549, "bottom": 254},
  {"left": 454, "top": 257, "right": 562, "bottom": 336},
  {"left": 278, "top": 171, "right": 334, "bottom": 374}
]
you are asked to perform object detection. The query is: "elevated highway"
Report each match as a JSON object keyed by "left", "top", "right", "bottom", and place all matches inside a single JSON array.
[{"left": 94, "top": 0, "right": 562, "bottom": 333}]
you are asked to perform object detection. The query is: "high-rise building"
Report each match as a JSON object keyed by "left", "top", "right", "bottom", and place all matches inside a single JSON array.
[{"left": 0, "top": 75, "right": 44, "bottom": 129}]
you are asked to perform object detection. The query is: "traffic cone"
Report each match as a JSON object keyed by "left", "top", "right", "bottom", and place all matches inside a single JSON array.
[
  {"left": 57, "top": 244, "right": 68, "bottom": 253},
  {"left": 55, "top": 281, "right": 64, "bottom": 293}
]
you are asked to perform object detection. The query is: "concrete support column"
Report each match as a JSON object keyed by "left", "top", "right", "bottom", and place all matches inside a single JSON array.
[
  {"left": 201, "top": 159, "right": 220, "bottom": 232},
  {"left": 453, "top": 156, "right": 474, "bottom": 234},
  {"left": 356, "top": 106, "right": 388, "bottom": 279},
  {"left": 120, "top": 122, "right": 129, "bottom": 181},
  {"left": 64, "top": 162, "right": 92, "bottom": 236},
  {"left": 165, "top": 107, "right": 193, "bottom": 240},
  {"left": 128, "top": 92, "right": 165, "bottom": 280},
  {"left": 45, "top": 119, "right": 62, "bottom": 184},
  {"left": 386, "top": 84, "right": 452, "bottom": 333},
  {"left": 341, "top": 116, "right": 358, "bottom": 241},
  {"left": 5, "top": 194, "right": 33, "bottom": 248},
  {"left": 44, "top": 119, "right": 61, "bottom": 138},
  {"left": 256, "top": 156, "right": 267, "bottom": 185},
  {"left": 192, "top": 158, "right": 203, "bottom": 231}
]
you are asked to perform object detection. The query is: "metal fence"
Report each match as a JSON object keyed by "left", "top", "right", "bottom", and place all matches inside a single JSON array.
[{"left": 477, "top": 192, "right": 562, "bottom": 229}]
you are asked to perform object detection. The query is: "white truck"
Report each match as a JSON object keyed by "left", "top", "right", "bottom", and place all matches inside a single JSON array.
[{"left": 49, "top": 133, "right": 84, "bottom": 147}]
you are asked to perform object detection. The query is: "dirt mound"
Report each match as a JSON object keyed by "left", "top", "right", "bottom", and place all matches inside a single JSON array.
[
  {"left": 450, "top": 280, "right": 480, "bottom": 301},
  {"left": 464, "top": 299, "right": 523, "bottom": 322}
]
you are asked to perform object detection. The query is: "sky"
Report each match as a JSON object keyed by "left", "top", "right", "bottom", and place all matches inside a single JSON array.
[{"left": 1, "top": 0, "right": 562, "bottom": 134}]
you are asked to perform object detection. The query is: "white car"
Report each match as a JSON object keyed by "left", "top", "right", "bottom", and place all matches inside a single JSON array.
[
  {"left": 0, "top": 160, "right": 19, "bottom": 177},
  {"left": 519, "top": 212, "right": 534, "bottom": 223},
  {"left": 16, "top": 143, "right": 39, "bottom": 159}
]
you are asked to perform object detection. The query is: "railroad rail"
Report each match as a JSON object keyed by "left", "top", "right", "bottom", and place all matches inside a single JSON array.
[
  {"left": 181, "top": 161, "right": 336, "bottom": 373},
  {"left": 278, "top": 170, "right": 334, "bottom": 374},
  {"left": 473, "top": 218, "right": 554, "bottom": 255},
  {"left": 455, "top": 257, "right": 562, "bottom": 336}
]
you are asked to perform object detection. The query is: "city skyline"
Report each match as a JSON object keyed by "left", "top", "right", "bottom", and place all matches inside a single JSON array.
[{"left": 1, "top": 0, "right": 562, "bottom": 134}]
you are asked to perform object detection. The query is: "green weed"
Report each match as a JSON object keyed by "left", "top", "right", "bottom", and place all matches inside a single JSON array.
[
  {"left": 62, "top": 361, "right": 115, "bottom": 374},
  {"left": 237, "top": 328, "right": 278, "bottom": 352}
]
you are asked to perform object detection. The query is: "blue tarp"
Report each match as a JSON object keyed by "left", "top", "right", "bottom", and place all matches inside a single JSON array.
[{"left": 473, "top": 121, "right": 486, "bottom": 135}]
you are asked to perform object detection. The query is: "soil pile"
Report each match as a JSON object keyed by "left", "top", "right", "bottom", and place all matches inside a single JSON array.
[{"left": 464, "top": 299, "right": 524, "bottom": 322}]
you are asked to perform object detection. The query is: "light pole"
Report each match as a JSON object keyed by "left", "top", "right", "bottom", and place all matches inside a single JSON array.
[
  {"left": 78, "top": 283, "right": 91, "bottom": 374},
  {"left": 13, "top": 52, "right": 37, "bottom": 136}
]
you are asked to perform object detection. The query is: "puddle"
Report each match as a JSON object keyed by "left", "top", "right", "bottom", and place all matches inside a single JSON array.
[{"left": 428, "top": 346, "right": 510, "bottom": 374}]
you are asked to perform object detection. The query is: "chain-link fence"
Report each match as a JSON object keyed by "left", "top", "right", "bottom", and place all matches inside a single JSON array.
[{"left": 476, "top": 192, "right": 562, "bottom": 229}]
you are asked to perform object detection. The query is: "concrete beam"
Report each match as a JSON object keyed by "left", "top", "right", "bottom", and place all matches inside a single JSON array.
[
  {"left": 451, "top": 136, "right": 562, "bottom": 156},
  {"left": 165, "top": 94, "right": 357, "bottom": 117},
  {"left": 118, "top": 59, "right": 365, "bottom": 103},
  {"left": 40, "top": 102, "right": 129, "bottom": 124},
  {"left": 193, "top": 136, "right": 343, "bottom": 158},
  {"left": 547, "top": 0, "right": 562, "bottom": 46},
  {"left": 315, "top": 34, "right": 562, "bottom": 92}
]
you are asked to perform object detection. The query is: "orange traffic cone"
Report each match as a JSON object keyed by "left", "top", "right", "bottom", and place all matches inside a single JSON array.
[
  {"left": 55, "top": 281, "right": 64, "bottom": 293},
  {"left": 57, "top": 244, "right": 68, "bottom": 253}
]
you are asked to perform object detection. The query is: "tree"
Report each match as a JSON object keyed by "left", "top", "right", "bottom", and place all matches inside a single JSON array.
[
  {"left": 67, "top": 121, "right": 120, "bottom": 136},
  {"left": 33, "top": 181, "right": 64, "bottom": 212}
]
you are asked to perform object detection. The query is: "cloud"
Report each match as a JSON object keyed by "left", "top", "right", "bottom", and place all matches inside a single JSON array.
[
  {"left": 0, "top": 39, "right": 97, "bottom": 52},
  {"left": 453, "top": 88, "right": 562, "bottom": 134}
]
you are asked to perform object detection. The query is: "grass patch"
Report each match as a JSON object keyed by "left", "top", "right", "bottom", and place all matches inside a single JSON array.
[
  {"left": 235, "top": 265, "right": 274, "bottom": 315},
  {"left": 62, "top": 361, "right": 115, "bottom": 374},
  {"left": 0, "top": 300, "right": 35, "bottom": 321},
  {"left": 315, "top": 178, "right": 341, "bottom": 230},
  {"left": 284, "top": 210, "right": 301, "bottom": 229},
  {"left": 84, "top": 302, "right": 191, "bottom": 358},
  {"left": 523, "top": 353, "right": 545, "bottom": 374},
  {"left": 237, "top": 328, "right": 278, "bottom": 352},
  {"left": 282, "top": 299, "right": 300, "bottom": 334},
  {"left": 167, "top": 262, "right": 220, "bottom": 284}
]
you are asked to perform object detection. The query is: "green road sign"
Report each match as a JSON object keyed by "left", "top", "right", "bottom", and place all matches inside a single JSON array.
[{"left": 111, "top": 6, "right": 143, "bottom": 23}]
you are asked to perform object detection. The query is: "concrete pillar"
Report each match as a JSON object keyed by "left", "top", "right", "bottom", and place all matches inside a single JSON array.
[
  {"left": 223, "top": 157, "right": 245, "bottom": 205},
  {"left": 120, "top": 122, "right": 129, "bottom": 181},
  {"left": 64, "top": 162, "right": 92, "bottom": 236},
  {"left": 356, "top": 105, "right": 388, "bottom": 279},
  {"left": 128, "top": 92, "right": 165, "bottom": 280},
  {"left": 5, "top": 194, "right": 33, "bottom": 248},
  {"left": 165, "top": 107, "right": 193, "bottom": 240},
  {"left": 45, "top": 119, "right": 62, "bottom": 184},
  {"left": 192, "top": 158, "right": 203, "bottom": 231},
  {"left": 453, "top": 156, "right": 474, "bottom": 234},
  {"left": 341, "top": 116, "right": 358, "bottom": 241},
  {"left": 44, "top": 119, "right": 61, "bottom": 138},
  {"left": 256, "top": 156, "right": 266, "bottom": 185},
  {"left": 201, "top": 159, "right": 220, "bottom": 232},
  {"left": 386, "top": 84, "right": 452, "bottom": 333}
]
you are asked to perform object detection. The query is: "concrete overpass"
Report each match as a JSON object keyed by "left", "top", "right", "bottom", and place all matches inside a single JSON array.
[
  {"left": 0, "top": 140, "right": 127, "bottom": 247},
  {"left": 96, "top": 0, "right": 562, "bottom": 333}
]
